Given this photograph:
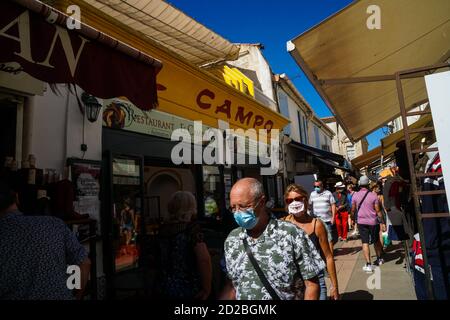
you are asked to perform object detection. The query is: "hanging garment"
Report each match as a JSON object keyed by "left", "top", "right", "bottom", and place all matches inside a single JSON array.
[
  {"left": 384, "top": 176, "right": 410, "bottom": 241},
  {"left": 411, "top": 233, "right": 450, "bottom": 300},
  {"left": 421, "top": 153, "right": 449, "bottom": 249},
  {"left": 419, "top": 151, "right": 450, "bottom": 300}
]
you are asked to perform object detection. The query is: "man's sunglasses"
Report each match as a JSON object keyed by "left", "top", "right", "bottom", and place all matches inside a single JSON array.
[{"left": 285, "top": 196, "right": 305, "bottom": 204}]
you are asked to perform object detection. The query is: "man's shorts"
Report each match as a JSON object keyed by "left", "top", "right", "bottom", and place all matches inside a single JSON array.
[
  {"left": 324, "top": 221, "right": 338, "bottom": 244},
  {"left": 358, "top": 224, "right": 380, "bottom": 244}
]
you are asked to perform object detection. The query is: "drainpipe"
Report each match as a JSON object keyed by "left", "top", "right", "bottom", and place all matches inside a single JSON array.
[{"left": 273, "top": 77, "right": 289, "bottom": 186}]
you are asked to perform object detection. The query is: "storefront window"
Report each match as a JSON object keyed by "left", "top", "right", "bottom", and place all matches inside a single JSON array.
[
  {"left": 265, "top": 176, "right": 276, "bottom": 207},
  {"left": 276, "top": 175, "right": 284, "bottom": 208},
  {"left": 203, "top": 165, "right": 221, "bottom": 220},
  {"left": 223, "top": 168, "right": 233, "bottom": 210}
]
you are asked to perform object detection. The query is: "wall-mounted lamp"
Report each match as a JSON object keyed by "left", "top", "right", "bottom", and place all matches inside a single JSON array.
[{"left": 81, "top": 92, "right": 102, "bottom": 123}]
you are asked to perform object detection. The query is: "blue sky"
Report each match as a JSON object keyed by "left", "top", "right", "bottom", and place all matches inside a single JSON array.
[{"left": 167, "top": 0, "right": 384, "bottom": 150}]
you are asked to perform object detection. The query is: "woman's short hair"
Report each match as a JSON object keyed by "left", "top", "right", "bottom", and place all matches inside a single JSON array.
[
  {"left": 168, "top": 191, "right": 197, "bottom": 222},
  {"left": 284, "top": 184, "right": 309, "bottom": 202}
]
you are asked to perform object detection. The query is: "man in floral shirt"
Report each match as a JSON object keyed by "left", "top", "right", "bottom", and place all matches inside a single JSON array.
[{"left": 221, "top": 178, "right": 325, "bottom": 300}]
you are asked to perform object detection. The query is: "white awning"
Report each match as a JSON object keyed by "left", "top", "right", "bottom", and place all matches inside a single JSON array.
[
  {"left": 288, "top": 0, "right": 450, "bottom": 141},
  {"left": 351, "top": 146, "right": 382, "bottom": 170},
  {"left": 81, "top": 0, "right": 240, "bottom": 65}
]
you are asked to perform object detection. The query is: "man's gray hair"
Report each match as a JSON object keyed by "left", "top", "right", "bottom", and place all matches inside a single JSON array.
[{"left": 249, "top": 179, "right": 264, "bottom": 202}]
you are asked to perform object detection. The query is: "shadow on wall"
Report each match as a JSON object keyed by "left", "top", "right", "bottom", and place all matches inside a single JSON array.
[{"left": 341, "top": 290, "right": 374, "bottom": 300}]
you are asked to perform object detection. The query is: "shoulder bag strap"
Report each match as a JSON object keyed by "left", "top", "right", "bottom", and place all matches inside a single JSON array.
[
  {"left": 355, "top": 190, "right": 370, "bottom": 217},
  {"left": 243, "top": 238, "right": 281, "bottom": 300}
]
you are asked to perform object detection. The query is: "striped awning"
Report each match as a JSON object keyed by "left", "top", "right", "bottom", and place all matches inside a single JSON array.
[{"left": 81, "top": 0, "right": 240, "bottom": 66}]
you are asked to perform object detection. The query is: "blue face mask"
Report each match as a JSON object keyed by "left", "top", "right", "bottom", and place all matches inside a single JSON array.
[
  {"left": 314, "top": 187, "right": 321, "bottom": 193},
  {"left": 233, "top": 208, "right": 259, "bottom": 230}
]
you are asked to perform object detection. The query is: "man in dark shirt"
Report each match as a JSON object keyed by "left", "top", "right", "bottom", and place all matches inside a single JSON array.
[{"left": 0, "top": 181, "right": 91, "bottom": 300}]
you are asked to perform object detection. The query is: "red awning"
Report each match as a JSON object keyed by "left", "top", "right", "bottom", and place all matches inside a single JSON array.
[{"left": 0, "top": 0, "right": 162, "bottom": 110}]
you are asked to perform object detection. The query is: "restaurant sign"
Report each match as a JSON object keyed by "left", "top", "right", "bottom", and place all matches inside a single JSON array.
[
  {"left": 102, "top": 98, "right": 210, "bottom": 142},
  {"left": 102, "top": 98, "right": 264, "bottom": 156}
]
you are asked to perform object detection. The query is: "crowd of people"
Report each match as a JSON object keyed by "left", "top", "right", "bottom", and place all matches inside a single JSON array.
[{"left": 0, "top": 173, "right": 390, "bottom": 300}]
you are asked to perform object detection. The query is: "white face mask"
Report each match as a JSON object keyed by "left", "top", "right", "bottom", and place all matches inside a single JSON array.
[{"left": 288, "top": 201, "right": 305, "bottom": 216}]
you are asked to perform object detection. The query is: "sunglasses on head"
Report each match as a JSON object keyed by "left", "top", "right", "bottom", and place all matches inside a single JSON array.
[{"left": 285, "top": 196, "right": 304, "bottom": 204}]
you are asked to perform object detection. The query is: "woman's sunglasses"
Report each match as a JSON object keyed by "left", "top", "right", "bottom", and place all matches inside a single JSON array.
[{"left": 285, "top": 196, "right": 305, "bottom": 204}]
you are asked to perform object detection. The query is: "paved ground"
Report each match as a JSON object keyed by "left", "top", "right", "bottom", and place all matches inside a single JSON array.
[{"left": 325, "top": 237, "right": 417, "bottom": 300}]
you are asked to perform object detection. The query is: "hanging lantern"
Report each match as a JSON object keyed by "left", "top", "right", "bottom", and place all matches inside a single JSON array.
[{"left": 81, "top": 92, "right": 102, "bottom": 123}]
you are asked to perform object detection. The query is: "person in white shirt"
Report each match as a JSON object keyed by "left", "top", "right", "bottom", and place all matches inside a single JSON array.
[{"left": 309, "top": 180, "right": 337, "bottom": 252}]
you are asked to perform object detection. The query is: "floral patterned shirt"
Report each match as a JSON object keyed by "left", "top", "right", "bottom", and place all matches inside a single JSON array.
[{"left": 224, "top": 217, "right": 325, "bottom": 300}]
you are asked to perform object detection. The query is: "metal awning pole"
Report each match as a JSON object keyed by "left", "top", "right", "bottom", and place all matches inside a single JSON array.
[{"left": 395, "top": 72, "right": 435, "bottom": 300}]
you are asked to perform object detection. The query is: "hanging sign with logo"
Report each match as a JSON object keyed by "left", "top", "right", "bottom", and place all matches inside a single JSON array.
[{"left": 102, "top": 97, "right": 209, "bottom": 141}]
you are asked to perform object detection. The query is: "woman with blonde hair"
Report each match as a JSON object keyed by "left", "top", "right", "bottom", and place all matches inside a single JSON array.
[
  {"left": 282, "top": 184, "right": 340, "bottom": 300},
  {"left": 155, "top": 191, "right": 212, "bottom": 300}
]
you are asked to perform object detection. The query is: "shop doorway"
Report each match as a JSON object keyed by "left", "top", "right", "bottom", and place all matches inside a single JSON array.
[
  {"left": 144, "top": 166, "right": 196, "bottom": 222},
  {"left": 0, "top": 96, "right": 18, "bottom": 165},
  {"left": 107, "top": 154, "right": 144, "bottom": 273}
]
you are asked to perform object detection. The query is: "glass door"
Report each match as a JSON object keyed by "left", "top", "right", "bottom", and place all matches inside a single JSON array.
[{"left": 108, "top": 154, "right": 145, "bottom": 274}]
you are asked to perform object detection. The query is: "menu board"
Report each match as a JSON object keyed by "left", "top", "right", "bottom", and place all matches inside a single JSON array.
[{"left": 68, "top": 158, "right": 101, "bottom": 233}]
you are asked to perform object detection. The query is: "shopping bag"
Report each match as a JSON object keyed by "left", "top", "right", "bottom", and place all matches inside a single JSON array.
[{"left": 382, "top": 231, "right": 391, "bottom": 247}]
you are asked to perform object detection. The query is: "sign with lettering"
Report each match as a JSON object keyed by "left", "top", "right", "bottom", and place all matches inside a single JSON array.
[
  {"left": 0, "top": 62, "right": 45, "bottom": 95},
  {"left": 0, "top": 1, "right": 159, "bottom": 110},
  {"left": 102, "top": 98, "right": 268, "bottom": 157},
  {"left": 102, "top": 98, "right": 209, "bottom": 141},
  {"left": 67, "top": 158, "right": 101, "bottom": 233}
]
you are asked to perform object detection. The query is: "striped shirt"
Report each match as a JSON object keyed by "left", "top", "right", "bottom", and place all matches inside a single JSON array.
[{"left": 309, "top": 190, "right": 335, "bottom": 222}]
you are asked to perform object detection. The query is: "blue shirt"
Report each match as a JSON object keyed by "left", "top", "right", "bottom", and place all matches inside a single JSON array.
[{"left": 0, "top": 211, "right": 88, "bottom": 300}]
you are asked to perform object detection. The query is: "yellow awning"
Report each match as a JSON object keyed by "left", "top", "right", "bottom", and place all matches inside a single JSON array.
[
  {"left": 381, "top": 114, "right": 433, "bottom": 156},
  {"left": 52, "top": 0, "right": 289, "bottom": 132},
  {"left": 288, "top": 0, "right": 450, "bottom": 141},
  {"left": 351, "top": 146, "right": 382, "bottom": 170}
]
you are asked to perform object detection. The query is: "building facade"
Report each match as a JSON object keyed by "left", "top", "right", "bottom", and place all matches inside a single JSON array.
[
  {"left": 274, "top": 74, "right": 346, "bottom": 187},
  {"left": 387, "top": 102, "right": 429, "bottom": 134},
  {"left": 275, "top": 74, "right": 333, "bottom": 150},
  {"left": 1, "top": 0, "right": 289, "bottom": 300},
  {"left": 321, "top": 116, "right": 369, "bottom": 162}
]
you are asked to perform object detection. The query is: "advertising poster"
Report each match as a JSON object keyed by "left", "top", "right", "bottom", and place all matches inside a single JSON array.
[{"left": 68, "top": 159, "right": 102, "bottom": 234}]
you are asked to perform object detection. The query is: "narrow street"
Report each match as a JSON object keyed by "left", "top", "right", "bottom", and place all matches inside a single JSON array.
[
  {"left": 1, "top": 0, "right": 449, "bottom": 306},
  {"left": 327, "top": 239, "right": 416, "bottom": 300}
]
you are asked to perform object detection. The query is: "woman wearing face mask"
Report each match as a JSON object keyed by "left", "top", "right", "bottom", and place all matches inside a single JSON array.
[{"left": 282, "top": 184, "right": 340, "bottom": 300}]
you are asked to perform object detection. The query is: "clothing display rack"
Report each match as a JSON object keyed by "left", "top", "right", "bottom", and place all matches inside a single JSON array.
[{"left": 396, "top": 63, "right": 450, "bottom": 300}]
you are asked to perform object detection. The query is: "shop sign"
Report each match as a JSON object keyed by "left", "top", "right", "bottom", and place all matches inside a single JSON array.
[
  {"left": 102, "top": 97, "right": 272, "bottom": 160},
  {"left": 195, "top": 88, "right": 274, "bottom": 131},
  {"left": 102, "top": 97, "right": 210, "bottom": 143},
  {"left": 0, "top": 62, "right": 45, "bottom": 95},
  {"left": 153, "top": 50, "right": 289, "bottom": 132}
]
